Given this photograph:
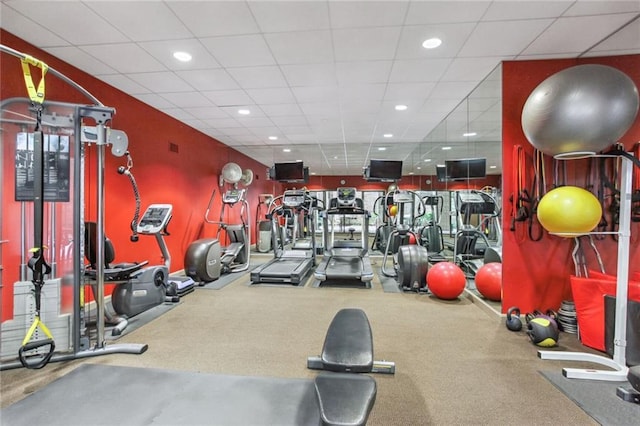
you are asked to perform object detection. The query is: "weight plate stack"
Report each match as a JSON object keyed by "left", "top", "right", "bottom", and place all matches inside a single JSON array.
[{"left": 557, "top": 300, "right": 578, "bottom": 334}]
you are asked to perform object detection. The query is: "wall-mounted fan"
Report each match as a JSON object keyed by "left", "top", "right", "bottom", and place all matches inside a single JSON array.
[{"left": 219, "top": 162, "right": 254, "bottom": 187}]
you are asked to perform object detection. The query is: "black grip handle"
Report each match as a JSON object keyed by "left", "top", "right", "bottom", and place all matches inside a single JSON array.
[{"left": 18, "top": 338, "right": 55, "bottom": 369}]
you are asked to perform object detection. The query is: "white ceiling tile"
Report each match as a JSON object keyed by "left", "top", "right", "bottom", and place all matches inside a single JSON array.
[
  {"left": 249, "top": 127, "right": 282, "bottom": 137},
  {"left": 395, "top": 23, "right": 477, "bottom": 59},
  {"left": 217, "top": 127, "right": 256, "bottom": 137},
  {"left": 246, "top": 88, "right": 296, "bottom": 104},
  {"left": 133, "top": 93, "right": 176, "bottom": 109},
  {"left": 336, "top": 61, "right": 392, "bottom": 85},
  {"left": 259, "top": 104, "right": 304, "bottom": 116},
  {"left": 160, "top": 92, "right": 214, "bottom": 108},
  {"left": 86, "top": 1, "right": 191, "bottom": 42},
  {"left": 219, "top": 106, "right": 265, "bottom": 118},
  {"left": 99, "top": 74, "right": 151, "bottom": 96},
  {"left": 292, "top": 86, "right": 340, "bottom": 103},
  {"left": 405, "top": 1, "right": 491, "bottom": 24},
  {"left": 176, "top": 69, "right": 240, "bottom": 91},
  {"left": 482, "top": 1, "right": 573, "bottom": 21},
  {"left": 183, "top": 106, "right": 230, "bottom": 120},
  {"left": 226, "top": 66, "right": 287, "bottom": 88},
  {"left": 280, "top": 63, "right": 337, "bottom": 86},
  {"left": 388, "top": 58, "right": 452, "bottom": 82},
  {"left": 0, "top": 5, "right": 69, "bottom": 47},
  {"left": 300, "top": 102, "right": 342, "bottom": 118},
  {"left": 236, "top": 117, "right": 274, "bottom": 128},
  {"left": 128, "top": 72, "right": 194, "bottom": 93},
  {"left": 586, "top": 17, "right": 640, "bottom": 54},
  {"left": 522, "top": 13, "right": 639, "bottom": 55},
  {"left": 563, "top": 1, "right": 640, "bottom": 16},
  {"left": 139, "top": 39, "right": 221, "bottom": 71},
  {"left": 203, "top": 90, "right": 254, "bottom": 107},
  {"left": 168, "top": 1, "right": 260, "bottom": 37},
  {"left": 79, "top": 43, "right": 166, "bottom": 73},
  {"left": 44, "top": 46, "right": 117, "bottom": 76},
  {"left": 201, "top": 34, "right": 275, "bottom": 67},
  {"left": 159, "top": 108, "right": 196, "bottom": 121},
  {"left": 383, "top": 83, "right": 436, "bottom": 101},
  {"left": 441, "top": 57, "right": 506, "bottom": 82},
  {"left": 265, "top": 30, "right": 334, "bottom": 64},
  {"left": 279, "top": 125, "right": 314, "bottom": 135},
  {"left": 249, "top": 1, "right": 330, "bottom": 32},
  {"left": 4, "top": 1, "right": 128, "bottom": 45},
  {"left": 340, "top": 84, "right": 387, "bottom": 102},
  {"left": 333, "top": 27, "right": 403, "bottom": 61},
  {"left": 458, "top": 19, "right": 554, "bottom": 57},
  {"left": 329, "top": 1, "right": 409, "bottom": 28},
  {"left": 205, "top": 118, "right": 243, "bottom": 129},
  {"left": 270, "top": 115, "right": 309, "bottom": 127}
]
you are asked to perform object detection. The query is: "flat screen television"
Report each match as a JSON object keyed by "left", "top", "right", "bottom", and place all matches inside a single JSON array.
[
  {"left": 436, "top": 165, "right": 449, "bottom": 182},
  {"left": 274, "top": 162, "right": 304, "bottom": 181},
  {"left": 368, "top": 159, "right": 402, "bottom": 181},
  {"left": 445, "top": 158, "right": 486, "bottom": 180}
]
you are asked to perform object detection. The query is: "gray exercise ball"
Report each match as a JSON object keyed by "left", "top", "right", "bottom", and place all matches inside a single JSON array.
[{"left": 521, "top": 64, "right": 639, "bottom": 157}]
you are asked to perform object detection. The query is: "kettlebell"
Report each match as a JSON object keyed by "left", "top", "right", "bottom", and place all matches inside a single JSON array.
[{"left": 506, "top": 306, "right": 522, "bottom": 331}]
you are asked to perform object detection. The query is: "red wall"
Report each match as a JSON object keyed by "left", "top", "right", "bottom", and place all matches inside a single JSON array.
[
  {"left": 501, "top": 55, "right": 640, "bottom": 314},
  {"left": 304, "top": 174, "right": 501, "bottom": 192},
  {"left": 1, "top": 30, "right": 281, "bottom": 320}
]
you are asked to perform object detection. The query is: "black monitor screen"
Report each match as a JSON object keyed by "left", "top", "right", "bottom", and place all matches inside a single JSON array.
[
  {"left": 369, "top": 160, "right": 402, "bottom": 180},
  {"left": 274, "top": 162, "right": 304, "bottom": 181},
  {"left": 436, "top": 165, "right": 449, "bottom": 182},
  {"left": 445, "top": 158, "right": 486, "bottom": 180}
]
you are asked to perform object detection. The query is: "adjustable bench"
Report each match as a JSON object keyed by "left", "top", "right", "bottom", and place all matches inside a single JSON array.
[
  {"left": 308, "top": 308, "right": 395, "bottom": 374},
  {"left": 308, "top": 308, "right": 395, "bottom": 426}
]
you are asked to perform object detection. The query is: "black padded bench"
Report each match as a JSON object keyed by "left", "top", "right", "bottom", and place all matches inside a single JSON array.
[
  {"left": 617, "top": 365, "right": 640, "bottom": 403},
  {"left": 315, "top": 373, "right": 377, "bottom": 426},
  {"left": 308, "top": 308, "right": 395, "bottom": 374}
]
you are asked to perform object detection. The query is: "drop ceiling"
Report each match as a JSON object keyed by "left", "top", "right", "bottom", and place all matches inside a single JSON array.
[{"left": 1, "top": 1, "right": 638, "bottom": 176}]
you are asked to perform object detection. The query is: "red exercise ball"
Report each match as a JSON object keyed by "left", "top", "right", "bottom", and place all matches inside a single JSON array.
[
  {"left": 427, "top": 262, "right": 467, "bottom": 300},
  {"left": 408, "top": 233, "right": 417, "bottom": 245},
  {"left": 475, "top": 262, "right": 502, "bottom": 301}
]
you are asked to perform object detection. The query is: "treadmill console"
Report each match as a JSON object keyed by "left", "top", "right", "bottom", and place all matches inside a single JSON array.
[
  {"left": 138, "top": 204, "right": 173, "bottom": 234},
  {"left": 223, "top": 188, "right": 246, "bottom": 205},
  {"left": 336, "top": 187, "right": 357, "bottom": 207},
  {"left": 283, "top": 189, "right": 307, "bottom": 207}
]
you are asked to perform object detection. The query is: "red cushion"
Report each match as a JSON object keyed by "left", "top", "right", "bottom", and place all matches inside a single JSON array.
[{"left": 570, "top": 273, "right": 640, "bottom": 351}]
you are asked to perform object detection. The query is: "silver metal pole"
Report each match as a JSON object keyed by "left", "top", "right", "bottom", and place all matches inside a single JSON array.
[{"left": 95, "top": 124, "right": 106, "bottom": 348}]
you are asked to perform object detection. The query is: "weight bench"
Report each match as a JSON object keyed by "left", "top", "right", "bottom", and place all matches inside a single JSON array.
[
  {"left": 308, "top": 308, "right": 396, "bottom": 374},
  {"left": 617, "top": 365, "right": 640, "bottom": 404},
  {"left": 308, "top": 308, "right": 395, "bottom": 426}
]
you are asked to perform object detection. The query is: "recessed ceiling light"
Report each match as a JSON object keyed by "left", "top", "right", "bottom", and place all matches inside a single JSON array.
[
  {"left": 238, "top": 109, "right": 250, "bottom": 115},
  {"left": 409, "top": 172, "right": 414, "bottom": 175},
  {"left": 441, "top": 146, "right": 451, "bottom": 150},
  {"left": 395, "top": 104, "right": 408, "bottom": 111},
  {"left": 173, "top": 51, "right": 192, "bottom": 62},
  {"left": 424, "top": 159, "right": 431, "bottom": 162},
  {"left": 268, "top": 136, "right": 278, "bottom": 140},
  {"left": 422, "top": 38, "right": 442, "bottom": 49},
  {"left": 416, "top": 166, "right": 421, "bottom": 170},
  {"left": 383, "top": 133, "right": 393, "bottom": 138},
  {"left": 378, "top": 147, "right": 387, "bottom": 151},
  {"left": 437, "top": 164, "right": 445, "bottom": 168},
  {"left": 283, "top": 148, "right": 291, "bottom": 153},
  {"left": 463, "top": 132, "right": 477, "bottom": 137},
  {"left": 333, "top": 156, "right": 338, "bottom": 159},
  {"left": 490, "top": 165, "right": 497, "bottom": 169}
]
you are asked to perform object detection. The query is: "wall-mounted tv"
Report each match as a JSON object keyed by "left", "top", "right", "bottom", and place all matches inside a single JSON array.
[
  {"left": 436, "top": 165, "right": 450, "bottom": 182},
  {"left": 368, "top": 159, "right": 402, "bottom": 181},
  {"left": 445, "top": 158, "right": 486, "bottom": 180},
  {"left": 273, "top": 162, "right": 305, "bottom": 182}
]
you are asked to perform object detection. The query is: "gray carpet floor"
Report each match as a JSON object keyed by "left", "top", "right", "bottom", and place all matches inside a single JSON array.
[{"left": 1, "top": 263, "right": 624, "bottom": 425}]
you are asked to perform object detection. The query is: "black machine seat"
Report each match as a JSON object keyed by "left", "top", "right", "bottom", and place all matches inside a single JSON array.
[
  {"left": 629, "top": 366, "right": 640, "bottom": 391},
  {"left": 314, "top": 373, "right": 377, "bottom": 426},
  {"left": 322, "top": 309, "right": 374, "bottom": 373},
  {"left": 84, "top": 222, "right": 148, "bottom": 281}
]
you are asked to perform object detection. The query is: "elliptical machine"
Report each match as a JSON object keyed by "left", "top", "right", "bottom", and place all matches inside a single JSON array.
[
  {"left": 380, "top": 189, "right": 430, "bottom": 292},
  {"left": 184, "top": 163, "right": 252, "bottom": 284}
]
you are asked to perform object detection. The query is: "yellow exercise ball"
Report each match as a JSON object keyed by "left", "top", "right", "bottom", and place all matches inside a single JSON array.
[
  {"left": 537, "top": 186, "right": 602, "bottom": 237},
  {"left": 389, "top": 205, "right": 398, "bottom": 217}
]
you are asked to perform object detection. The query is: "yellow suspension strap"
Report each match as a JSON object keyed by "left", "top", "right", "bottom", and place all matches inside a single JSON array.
[{"left": 18, "top": 54, "right": 55, "bottom": 369}]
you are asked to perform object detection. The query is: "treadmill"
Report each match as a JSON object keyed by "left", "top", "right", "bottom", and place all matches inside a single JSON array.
[
  {"left": 314, "top": 187, "right": 374, "bottom": 284},
  {"left": 250, "top": 190, "right": 317, "bottom": 285}
]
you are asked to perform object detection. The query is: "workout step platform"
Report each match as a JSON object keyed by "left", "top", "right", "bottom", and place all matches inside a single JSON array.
[
  {"left": 617, "top": 365, "right": 640, "bottom": 404},
  {"left": 315, "top": 372, "right": 377, "bottom": 426},
  {"left": 307, "top": 308, "right": 395, "bottom": 374}
]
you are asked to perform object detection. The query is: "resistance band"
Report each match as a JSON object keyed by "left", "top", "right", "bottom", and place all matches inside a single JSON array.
[
  {"left": 117, "top": 151, "right": 141, "bottom": 242},
  {"left": 18, "top": 55, "right": 56, "bottom": 369},
  {"left": 527, "top": 149, "right": 546, "bottom": 242}
]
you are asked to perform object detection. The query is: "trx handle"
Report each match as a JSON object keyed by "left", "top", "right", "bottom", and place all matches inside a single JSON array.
[
  {"left": 18, "top": 315, "right": 55, "bottom": 369},
  {"left": 21, "top": 55, "right": 48, "bottom": 104}
]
